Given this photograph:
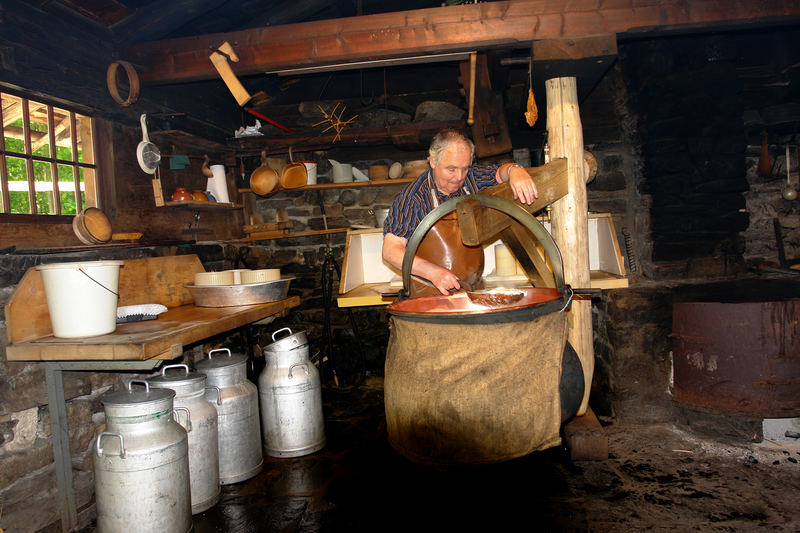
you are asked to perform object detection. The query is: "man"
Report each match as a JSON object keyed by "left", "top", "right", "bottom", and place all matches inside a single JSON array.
[{"left": 382, "top": 129, "right": 538, "bottom": 295}]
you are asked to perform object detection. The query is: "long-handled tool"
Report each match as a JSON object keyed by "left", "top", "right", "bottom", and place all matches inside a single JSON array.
[{"left": 209, "top": 42, "right": 294, "bottom": 133}]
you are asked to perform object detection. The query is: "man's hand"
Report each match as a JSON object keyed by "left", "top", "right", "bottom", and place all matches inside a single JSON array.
[
  {"left": 383, "top": 232, "right": 462, "bottom": 296},
  {"left": 428, "top": 266, "right": 462, "bottom": 295},
  {"left": 507, "top": 165, "right": 538, "bottom": 205}
]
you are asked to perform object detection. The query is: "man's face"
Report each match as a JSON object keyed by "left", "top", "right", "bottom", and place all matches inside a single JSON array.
[{"left": 429, "top": 142, "right": 472, "bottom": 196}]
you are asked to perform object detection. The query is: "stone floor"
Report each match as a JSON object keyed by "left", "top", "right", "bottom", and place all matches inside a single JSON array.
[{"left": 80, "top": 376, "right": 800, "bottom": 532}]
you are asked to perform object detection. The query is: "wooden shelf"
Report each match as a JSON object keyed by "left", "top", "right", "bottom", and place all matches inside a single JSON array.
[
  {"left": 163, "top": 200, "right": 243, "bottom": 209},
  {"left": 240, "top": 227, "right": 349, "bottom": 242},
  {"left": 238, "top": 177, "right": 413, "bottom": 193},
  {"left": 150, "top": 130, "right": 229, "bottom": 153}
]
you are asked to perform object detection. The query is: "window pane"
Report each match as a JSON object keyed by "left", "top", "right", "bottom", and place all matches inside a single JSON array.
[
  {"left": 58, "top": 163, "right": 80, "bottom": 214},
  {"left": 2, "top": 93, "right": 24, "bottom": 152},
  {"left": 76, "top": 114, "right": 93, "bottom": 164},
  {"left": 7, "top": 156, "right": 31, "bottom": 213},
  {"left": 53, "top": 107, "right": 73, "bottom": 161},
  {"left": 29, "top": 102, "right": 50, "bottom": 158},
  {"left": 33, "top": 160, "right": 54, "bottom": 214}
]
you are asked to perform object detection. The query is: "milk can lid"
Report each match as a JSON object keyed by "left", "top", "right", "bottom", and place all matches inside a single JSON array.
[
  {"left": 264, "top": 327, "right": 308, "bottom": 352},
  {"left": 194, "top": 347, "right": 247, "bottom": 370},
  {"left": 148, "top": 363, "right": 206, "bottom": 390},
  {"left": 101, "top": 379, "right": 175, "bottom": 408}
]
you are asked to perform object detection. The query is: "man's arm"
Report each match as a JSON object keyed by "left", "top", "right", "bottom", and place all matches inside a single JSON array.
[
  {"left": 495, "top": 162, "right": 538, "bottom": 204},
  {"left": 382, "top": 232, "right": 461, "bottom": 295}
]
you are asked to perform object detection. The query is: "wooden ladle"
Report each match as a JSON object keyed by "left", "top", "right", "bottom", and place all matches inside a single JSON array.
[{"left": 250, "top": 149, "right": 279, "bottom": 196}]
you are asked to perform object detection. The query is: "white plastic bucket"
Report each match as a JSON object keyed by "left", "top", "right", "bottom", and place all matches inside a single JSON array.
[
  {"left": 299, "top": 161, "right": 317, "bottom": 185},
  {"left": 36, "top": 260, "right": 124, "bottom": 338}
]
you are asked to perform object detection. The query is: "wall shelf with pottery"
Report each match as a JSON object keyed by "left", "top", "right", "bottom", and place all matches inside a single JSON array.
[
  {"left": 163, "top": 200, "right": 243, "bottom": 209},
  {"left": 238, "top": 177, "right": 413, "bottom": 193}
]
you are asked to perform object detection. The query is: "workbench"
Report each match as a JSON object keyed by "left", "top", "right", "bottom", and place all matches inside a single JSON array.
[{"left": 4, "top": 254, "right": 299, "bottom": 532}]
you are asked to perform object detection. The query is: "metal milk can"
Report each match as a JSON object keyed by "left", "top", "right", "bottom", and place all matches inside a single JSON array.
[
  {"left": 148, "top": 364, "right": 221, "bottom": 514},
  {"left": 195, "top": 348, "right": 263, "bottom": 484},
  {"left": 259, "top": 327, "right": 325, "bottom": 457},
  {"left": 93, "top": 380, "right": 191, "bottom": 533}
]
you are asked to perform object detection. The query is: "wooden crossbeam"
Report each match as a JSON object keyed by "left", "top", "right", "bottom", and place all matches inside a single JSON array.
[{"left": 120, "top": 0, "right": 800, "bottom": 85}]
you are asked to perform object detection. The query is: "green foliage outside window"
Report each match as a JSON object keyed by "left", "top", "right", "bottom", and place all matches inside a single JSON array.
[{"left": 4, "top": 123, "right": 84, "bottom": 215}]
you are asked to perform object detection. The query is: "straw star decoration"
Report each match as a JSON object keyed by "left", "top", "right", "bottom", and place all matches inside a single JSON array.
[{"left": 312, "top": 102, "right": 358, "bottom": 142}]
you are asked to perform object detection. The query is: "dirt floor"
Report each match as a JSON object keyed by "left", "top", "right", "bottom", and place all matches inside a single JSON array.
[{"left": 79, "top": 376, "right": 800, "bottom": 532}]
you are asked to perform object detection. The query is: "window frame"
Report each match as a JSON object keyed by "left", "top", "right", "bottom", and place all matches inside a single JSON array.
[{"left": 0, "top": 90, "right": 110, "bottom": 220}]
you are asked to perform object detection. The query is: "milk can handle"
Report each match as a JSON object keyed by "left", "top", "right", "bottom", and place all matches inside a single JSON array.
[
  {"left": 272, "top": 327, "right": 293, "bottom": 342},
  {"left": 127, "top": 379, "right": 149, "bottom": 392},
  {"left": 173, "top": 406, "right": 192, "bottom": 432},
  {"left": 96, "top": 432, "right": 125, "bottom": 458},
  {"left": 288, "top": 362, "right": 309, "bottom": 379},
  {"left": 161, "top": 364, "right": 189, "bottom": 376},
  {"left": 207, "top": 348, "right": 232, "bottom": 359},
  {"left": 206, "top": 385, "right": 222, "bottom": 405}
]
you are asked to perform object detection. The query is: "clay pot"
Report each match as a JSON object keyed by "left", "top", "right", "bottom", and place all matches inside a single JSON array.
[
  {"left": 171, "top": 187, "right": 193, "bottom": 201},
  {"left": 192, "top": 190, "right": 209, "bottom": 202}
]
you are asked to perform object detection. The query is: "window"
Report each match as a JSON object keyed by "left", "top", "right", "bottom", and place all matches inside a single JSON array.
[{"left": 0, "top": 92, "right": 98, "bottom": 215}]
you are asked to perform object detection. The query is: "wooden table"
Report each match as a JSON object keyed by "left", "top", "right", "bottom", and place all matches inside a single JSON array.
[{"left": 4, "top": 255, "right": 299, "bottom": 532}]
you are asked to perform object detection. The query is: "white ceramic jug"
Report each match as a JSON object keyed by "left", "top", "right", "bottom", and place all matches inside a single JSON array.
[{"left": 328, "top": 159, "right": 352, "bottom": 183}]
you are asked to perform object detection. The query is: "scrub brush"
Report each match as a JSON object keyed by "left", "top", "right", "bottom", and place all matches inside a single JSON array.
[{"left": 116, "top": 304, "right": 168, "bottom": 323}]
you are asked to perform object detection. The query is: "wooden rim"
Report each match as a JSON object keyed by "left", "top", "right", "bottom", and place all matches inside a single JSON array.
[{"left": 106, "top": 61, "right": 140, "bottom": 107}]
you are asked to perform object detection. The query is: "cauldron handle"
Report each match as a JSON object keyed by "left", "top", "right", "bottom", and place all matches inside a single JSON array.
[{"left": 401, "top": 195, "right": 565, "bottom": 295}]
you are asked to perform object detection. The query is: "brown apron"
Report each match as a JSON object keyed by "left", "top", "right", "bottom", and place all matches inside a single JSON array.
[{"left": 409, "top": 211, "right": 484, "bottom": 298}]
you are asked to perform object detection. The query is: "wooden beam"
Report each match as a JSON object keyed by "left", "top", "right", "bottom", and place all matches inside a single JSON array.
[
  {"left": 547, "top": 76, "right": 593, "bottom": 417},
  {"left": 120, "top": 0, "right": 800, "bottom": 85}
]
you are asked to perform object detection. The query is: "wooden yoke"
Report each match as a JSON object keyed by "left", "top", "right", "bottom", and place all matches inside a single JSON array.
[{"left": 456, "top": 158, "right": 568, "bottom": 287}]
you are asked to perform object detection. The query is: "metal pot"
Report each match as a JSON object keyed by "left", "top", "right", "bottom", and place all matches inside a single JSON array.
[
  {"left": 195, "top": 348, "right": 263, "bottom": 484},
  {"left": 94, "top": 380, "right": 191, "bottom": 533},
  {"left": 148, "top": 364, "right": 221, "bottom": 514},
  {"left": 259, "top": 328, "right": 325, "bottom": 457}
]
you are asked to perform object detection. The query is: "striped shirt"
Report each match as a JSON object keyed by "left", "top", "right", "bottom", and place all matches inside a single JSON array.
[{"left": 384, "top": 165, "right": 500, "bottom": 240}]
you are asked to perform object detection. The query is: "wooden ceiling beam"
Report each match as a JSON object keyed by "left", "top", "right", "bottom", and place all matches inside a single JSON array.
[{"left": 120, "top": 0, "right": 800, "bottom": 85}]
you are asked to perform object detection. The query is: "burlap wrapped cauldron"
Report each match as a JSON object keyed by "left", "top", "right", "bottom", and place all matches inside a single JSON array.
[{"left": 385, "top": 308, "right": 567, "bottom": 467}]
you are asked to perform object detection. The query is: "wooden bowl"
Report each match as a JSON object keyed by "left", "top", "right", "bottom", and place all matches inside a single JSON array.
[
  {"left": 82, "top": 207, "right": 112, "bottom": 242},
  {"left": 250, "top": 165, "right": 280, "bottom": 196},
  {"left": 402, "top": 160, "right": 430, "bottom": 179},
  {"left": 280, "top": 162, "right": 307, "bottom": 189},
  {"left": 72, "top": 213, "right": 96, "bottom": 244},
  {"left": 369, "top": 165, "right": 389, "bottom": 180}
]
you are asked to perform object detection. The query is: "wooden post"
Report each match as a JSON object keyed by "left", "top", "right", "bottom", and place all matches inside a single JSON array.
[{"left": 546, "top": 77, "right": 593, "bottom": 416}]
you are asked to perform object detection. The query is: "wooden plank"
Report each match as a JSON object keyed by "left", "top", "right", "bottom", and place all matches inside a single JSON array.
[
  {"left": 240, "top": 228, "right": 348, "bottom": 242},
  {"left": 563, "top": 407, "right": 609, "bottom": 461},
  {"left": 119, "top": 1, "right": 800, "bottom": 84},
  {"left": 547, "top": 77, "right": 593, "bottom": 416},
  {"left": 458, "top": 158, "right": 568, "bottom": 246},
  {"left": 459, "top": 53, "right": 512, "bottom": 158},
  {"left": 5, "top": 296, "right": 300, "bottom": 361},
  {"left": 243, "top": 221, "right": 294, "bottom": 234},
  {"left": 231, "top": 121, "right": 463, "bottom": 153}
]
